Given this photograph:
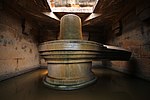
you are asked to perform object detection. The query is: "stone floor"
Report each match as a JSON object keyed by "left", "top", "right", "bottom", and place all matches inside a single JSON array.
[{"left": 0, "top": 67, "right": 150, "bottom": 100}]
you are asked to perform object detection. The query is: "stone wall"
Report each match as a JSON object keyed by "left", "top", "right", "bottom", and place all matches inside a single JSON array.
[
  {"left": 0, "top": 3, "right": 40, "bottom": 81},
  {"left": 107, "top": 4, "right": 150, "bottom": 80}
]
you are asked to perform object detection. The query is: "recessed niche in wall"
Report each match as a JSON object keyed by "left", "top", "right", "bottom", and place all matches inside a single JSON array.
[
  {"left": 21, "top": 18, "right": 32, "bottom": 35},
  {"left": 112, "top": 21, "right": 122, "bottom": 37}
]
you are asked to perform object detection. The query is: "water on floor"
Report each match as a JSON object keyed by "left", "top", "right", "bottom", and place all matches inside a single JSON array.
[{"left": 0, "top": 68, "right": 150, "bottom": 100}]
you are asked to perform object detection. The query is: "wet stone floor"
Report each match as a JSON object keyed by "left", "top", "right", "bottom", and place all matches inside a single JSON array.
[{"left": 0, "top": 67, "right": 150, "bottom": 100}]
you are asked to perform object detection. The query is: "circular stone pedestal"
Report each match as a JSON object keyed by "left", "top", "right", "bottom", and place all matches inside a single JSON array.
[
  {"left": 43, "top": 62, "right": 97, "bottom": 90},
  {"left": 39, "top": 40, "right": 104, "bottom": 90}
]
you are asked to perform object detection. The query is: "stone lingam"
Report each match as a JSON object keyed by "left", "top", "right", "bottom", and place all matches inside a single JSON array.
[{"left": 39, "top": 14, "right": 131, "bottom": 90}]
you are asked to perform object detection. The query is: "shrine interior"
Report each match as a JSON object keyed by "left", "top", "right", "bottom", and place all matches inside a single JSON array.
[{"left": 0, "top": 0, "right": 150, "bottom": 100}]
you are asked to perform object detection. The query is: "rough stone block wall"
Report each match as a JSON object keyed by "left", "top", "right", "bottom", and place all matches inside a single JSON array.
[
  {"left": 107, "top": 7, "right": 150, "bottom": 80},
  {"left": 0, "top": 4, "right": 40, "bottom": 81}
]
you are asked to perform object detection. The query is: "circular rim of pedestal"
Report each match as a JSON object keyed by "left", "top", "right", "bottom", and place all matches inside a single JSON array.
[
  {"left": 43, "top": 75, "right": 97, "bottom": 90},
  {"left": 39, "top": 40, "right": 106, "bottom": 53},
  {"left": 40, "top": 40, "right": 103, "bottom": 47}
]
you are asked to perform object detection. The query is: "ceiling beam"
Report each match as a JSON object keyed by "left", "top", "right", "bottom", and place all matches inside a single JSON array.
[
  {"left": 84, "top": 13, "right": 101, "bottom": 22},
  {"left": 42, "top": 12, "right": 60, "bottom": 21}
]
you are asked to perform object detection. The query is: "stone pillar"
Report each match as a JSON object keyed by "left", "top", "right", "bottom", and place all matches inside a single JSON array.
[{"left": 58, "top": 14, "right": 83, "bottom": 39}]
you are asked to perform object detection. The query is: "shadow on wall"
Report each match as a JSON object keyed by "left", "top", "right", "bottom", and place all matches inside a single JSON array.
[
  {"left": 102, "top": 60, "right": 112, "bottom": 68},
  {"left": 128, "top": 57, "right": 139, "bottom": 76},
  {"left": 102, "top": 58, "right": 140, "bottom": 77}
]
